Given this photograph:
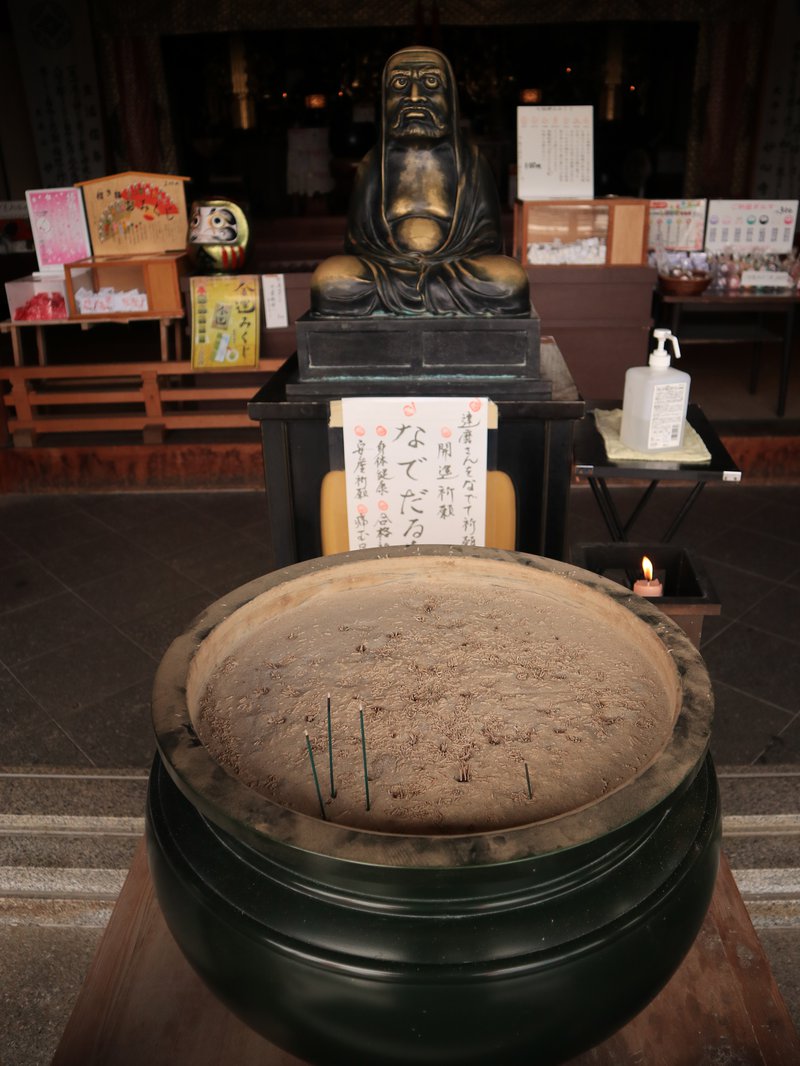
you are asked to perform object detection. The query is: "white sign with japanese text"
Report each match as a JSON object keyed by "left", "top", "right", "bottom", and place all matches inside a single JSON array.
[
  {"left": 517, "top": 106, "right": 594, "bottom": 200},
  {"left": 341, "top": 397, "right": 489, "bottom": 551},
  {"left": 261, "top": 274, "right": 289, "bottom": 329},
  {"left": 705, "top": 200, "right": 798, "bottom": 253}
]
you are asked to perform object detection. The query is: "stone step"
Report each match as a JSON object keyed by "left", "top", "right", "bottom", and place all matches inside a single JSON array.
[
  {"left": 717, "top": 764, "right": 800, "bottom": 818},
  {"left": 717, "top": 765, "right": 800, "bottom": 932},
  {"left": 0, "top": 768, "right": 797, "bottom": 922},
  {"left": 0, "top": 771, "right": 147, "bottom": 926},
  {"left": 0, "top": 769, "right": 149, "bottom": 819}
]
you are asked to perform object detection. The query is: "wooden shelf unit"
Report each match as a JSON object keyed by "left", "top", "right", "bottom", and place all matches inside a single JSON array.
[
  {"left": 0, "top": 313, "right": 185, "bottom": 368},
  {"left": 64, "top": 252, "right": 186, "bottom": 319}
]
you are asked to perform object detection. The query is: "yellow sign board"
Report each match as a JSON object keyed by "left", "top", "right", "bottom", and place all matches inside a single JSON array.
[{"left": 190, "top": 275, "right": 260, "bottom": 369}]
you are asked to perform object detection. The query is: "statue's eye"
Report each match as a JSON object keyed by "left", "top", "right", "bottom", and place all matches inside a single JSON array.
[
  {"left": 391, "top": 75, "right": 408, "bottom": 91},
  {"left": 423, "top": 75, "right": 440, "bottom": 90}
]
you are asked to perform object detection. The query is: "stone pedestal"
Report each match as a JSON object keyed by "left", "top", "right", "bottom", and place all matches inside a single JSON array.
[{"left": 288, "top": 307, "right": 549, "bottom": 399}]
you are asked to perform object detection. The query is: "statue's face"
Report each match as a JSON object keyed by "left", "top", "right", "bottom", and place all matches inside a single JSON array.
[{"left": 385, "top": 52, "right": 451, "bottom": 141}]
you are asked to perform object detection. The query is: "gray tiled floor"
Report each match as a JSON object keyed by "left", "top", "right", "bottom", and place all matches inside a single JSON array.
[
  {"left": 0, "top": 483, "right": 799, "bottom": 770},
  {"left": 0, "top": 491, "right": 273, "bottom": 770}
]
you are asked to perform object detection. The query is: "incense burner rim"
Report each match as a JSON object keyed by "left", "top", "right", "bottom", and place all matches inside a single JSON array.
[{"left": 152, "top": 545, "right": 713, "bottom": 869}]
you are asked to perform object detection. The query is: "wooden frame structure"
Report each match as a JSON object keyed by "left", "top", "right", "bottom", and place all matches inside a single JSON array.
[
  {"left": 0, "top": 314, "right": 184, "bottom": 368},
  {"left": 0, "top": 357, "right": 282, "bottom": 446}
]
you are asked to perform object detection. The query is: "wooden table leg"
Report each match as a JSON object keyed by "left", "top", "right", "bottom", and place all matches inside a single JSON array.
[
  {"left": 9, "top": 325, "right": 22, "bottom": 368},
  {"left": 159, "top": 319, "right": 169, "bottom": 362},
  {"left": 35, "top": 325, "right": 48, "bottom": 366}
]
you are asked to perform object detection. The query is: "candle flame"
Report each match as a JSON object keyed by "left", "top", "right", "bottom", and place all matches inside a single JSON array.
[{"left": 642, "top": 556, "right": 654, "bottom": 581}]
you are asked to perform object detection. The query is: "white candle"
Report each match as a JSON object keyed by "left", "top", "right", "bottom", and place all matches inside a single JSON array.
[{"left": 633, "top": 555, "right": 663, "bottom": 598}]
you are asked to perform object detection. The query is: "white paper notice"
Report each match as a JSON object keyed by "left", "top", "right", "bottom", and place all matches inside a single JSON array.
[
  {"left": 261, "top": 274, "right": 289, "bottom": 329},
  {"left": 517, "top": 106, "right": 594, "bottom": 200},
  {"left": 705, "top": 200, "right": 798, "bottom": 253},
  {"left": 341, "top": 397, "right": 489, "bottom": 551}
]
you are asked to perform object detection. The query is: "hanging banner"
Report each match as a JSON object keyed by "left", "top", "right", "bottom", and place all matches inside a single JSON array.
[
  {"left": 9, "top": 0, "right": 106, "bottom": 186},
  {"left": 190, "top": 275, "right": 260, "bottom": 370},
  {"left": 341, "top": 396, "right": 489, "bottom": 551},
  {"left": 0, "top": 201, "right": 33, "bottom": 253},
  {"left": 517, "top": 106, "right": 594, "bottom": 200}
]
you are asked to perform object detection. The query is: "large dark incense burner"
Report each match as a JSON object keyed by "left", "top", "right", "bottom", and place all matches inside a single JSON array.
[
  {"left": 147, "top": 546, "right": 719, "bottom": 1066},
  {"left": 310, "top": 47, "right": 529, "bottom": 319}
]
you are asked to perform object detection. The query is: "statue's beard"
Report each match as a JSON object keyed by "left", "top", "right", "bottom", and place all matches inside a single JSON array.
[{"left": 390, "top": 106, "right": 448, "bottom": 138}]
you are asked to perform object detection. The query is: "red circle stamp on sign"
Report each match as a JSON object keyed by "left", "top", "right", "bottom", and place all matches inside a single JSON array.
[
  {"left": 441, "top": 426, "right": 452, "bottom": 438},
  {"left": 378, "top": 500, "right": 389, "bottom": 511},
  {"left": 376, "top": 425, "right": 387, "bottom": 437},
  {"left": 354, "top": 425, "right": 365, "bottom": 437},
  {"left": 357, "top": 504, "right": 368, "bottom": 516},
  {"left": 403, "top": 402, "right": 416, "bottom": 417},
  {"left": 469, "top": 399, "right": 482, "bottom": 413}
]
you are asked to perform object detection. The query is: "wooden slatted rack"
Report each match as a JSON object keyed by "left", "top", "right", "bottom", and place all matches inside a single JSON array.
[{"left": 0, "top": 358, "right": 283, "bottom": 446}]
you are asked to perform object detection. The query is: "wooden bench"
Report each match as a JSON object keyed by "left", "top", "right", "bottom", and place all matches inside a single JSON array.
[{"left": 52, "top": 842, "right": 800, "bottom": 1065}]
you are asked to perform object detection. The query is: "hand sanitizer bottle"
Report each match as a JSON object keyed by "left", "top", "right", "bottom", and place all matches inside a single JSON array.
[{"left": 620, "top": 329, "right": 690, "bottom": 452}]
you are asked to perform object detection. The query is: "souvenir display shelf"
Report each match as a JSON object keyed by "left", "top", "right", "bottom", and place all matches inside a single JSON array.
[
  {"left": 64, "top": 253, "right": 186, "bottom": 319},
  {"left": 513, "top": 198, "right": 650, "bottom": 267}
]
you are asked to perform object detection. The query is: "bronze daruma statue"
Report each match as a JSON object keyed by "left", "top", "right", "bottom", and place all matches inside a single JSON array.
[{"left": 311, "top": 48, "right": 529, "bottom": 317}]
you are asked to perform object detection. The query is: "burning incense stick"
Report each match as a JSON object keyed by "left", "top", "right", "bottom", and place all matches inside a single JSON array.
[
  {"left": 359, "top": 705, "right": 371, "bottom": 812},
  {"left": 326, "top": 693, "right": 336, "bottom": 798},
  {"left": 305, "top": 730, "right": 327, "bottom": 820}
]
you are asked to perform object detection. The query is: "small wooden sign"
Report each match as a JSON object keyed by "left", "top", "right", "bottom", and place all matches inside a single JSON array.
[{"left": 76, "top": 172, "right": 189, "bottom": 258}]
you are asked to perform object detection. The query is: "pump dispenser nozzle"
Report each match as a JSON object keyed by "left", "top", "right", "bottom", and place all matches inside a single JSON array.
[{"left": 649, "top": 329, "right": 682, "bottom": 369}]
